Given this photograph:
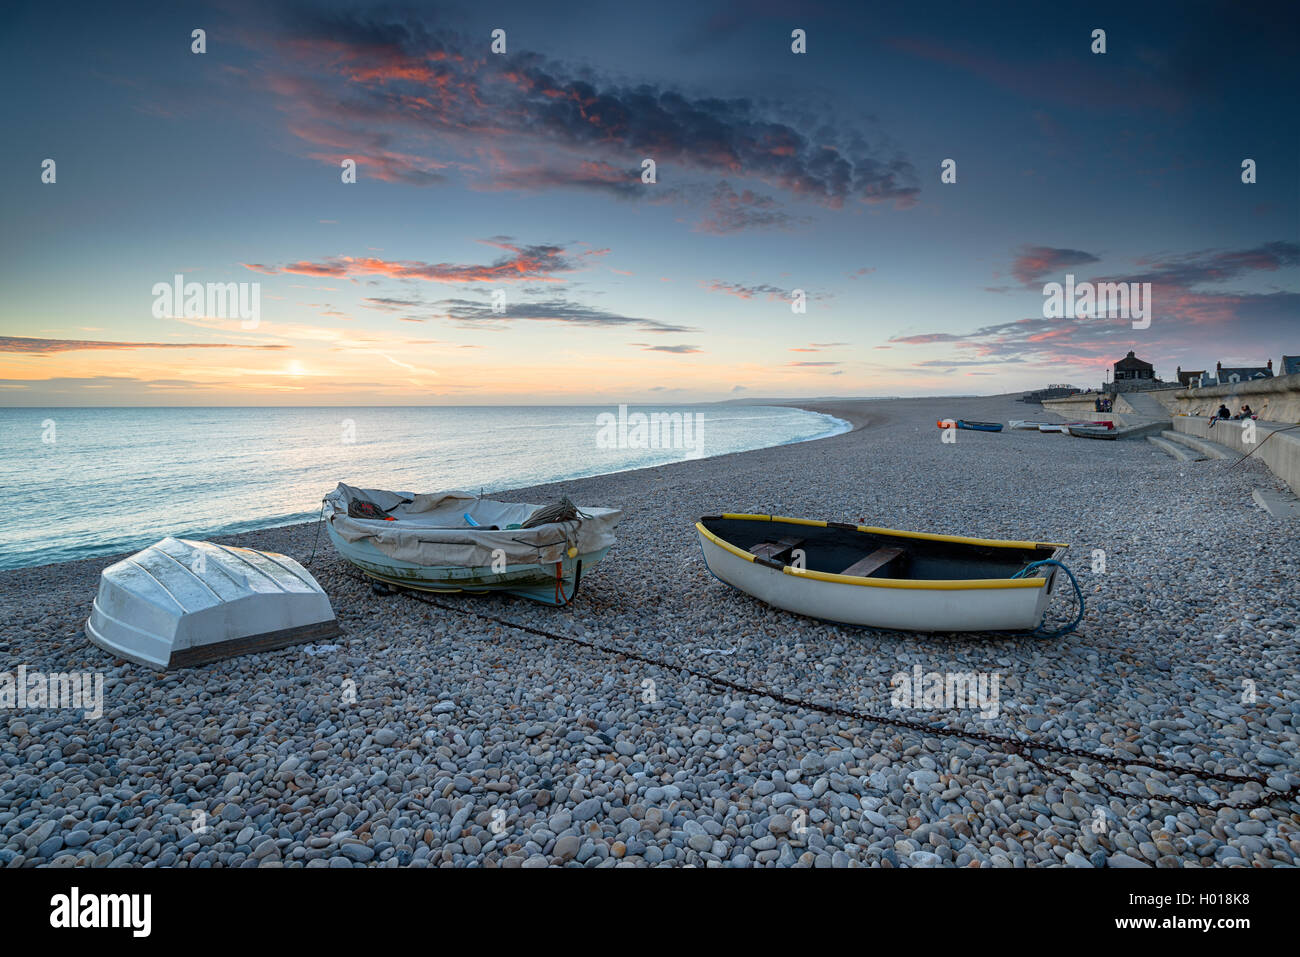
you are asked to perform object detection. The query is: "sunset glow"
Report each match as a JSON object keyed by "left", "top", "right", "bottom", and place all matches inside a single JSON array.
[{"left": 2, "top": 2, "right": 1295, "bottom": 406}]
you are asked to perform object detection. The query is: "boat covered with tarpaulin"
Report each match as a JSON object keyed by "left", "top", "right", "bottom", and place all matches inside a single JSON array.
[{"left": 324, "top": 484, "right": 621, "bottom": 606}]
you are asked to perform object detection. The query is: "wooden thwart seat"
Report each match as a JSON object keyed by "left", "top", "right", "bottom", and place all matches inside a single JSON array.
[
  {"left": 839, "top": 547, "right": 904, "bottom": 578},
  {"left": 749, "top": 537, "right": 805, "bottom": 563}
]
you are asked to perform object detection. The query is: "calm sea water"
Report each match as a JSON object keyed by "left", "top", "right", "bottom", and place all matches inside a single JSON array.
[{"left": 0, "top": 405, "right": 848, "bottom": 570}]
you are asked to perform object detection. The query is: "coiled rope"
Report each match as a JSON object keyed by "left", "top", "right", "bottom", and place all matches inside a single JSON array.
[{"left": 1011, "top": 559, "right": 1085, "bottom": 639}]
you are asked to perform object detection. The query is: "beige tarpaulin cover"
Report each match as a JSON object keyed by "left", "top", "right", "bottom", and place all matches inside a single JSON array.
[{"left": 324, "top": 484, "right": 622, "bottom": 567}]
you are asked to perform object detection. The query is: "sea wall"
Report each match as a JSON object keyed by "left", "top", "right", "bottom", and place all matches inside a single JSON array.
[
  {"left": 1044, "top": 374, "right": 1300, "bottom": 492},
  {"left": 1039, "top": 394, "right": 1118, "bottom": 424},
  {"left": 1168, "top": 372, "right": 1300, "bottom": 424},
  {"left": 1040, "top": 391, "right": 1172, "bottom": 426},
  {"left": 1174, "top": 416, "right": 1300, "bottom": 496}
]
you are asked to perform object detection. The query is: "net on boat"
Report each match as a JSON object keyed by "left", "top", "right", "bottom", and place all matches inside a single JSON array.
[{"left": 520, "top": 497, "right": 588, "bottom": 528}]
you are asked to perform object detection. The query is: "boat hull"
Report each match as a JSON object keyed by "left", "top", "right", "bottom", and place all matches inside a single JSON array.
[
  {"left": 1068, "top": 426, "right": 1117, "bottom": 440},
  {"left": 695, "top": 515, "right": 1067, "bottom": 633},
  {"left": 937, "top": 420, "right": 1004, "bottom": 432},
  {"left": 86, "top": 538, "right": 338, "bottom": 669},
  {"left": 326, "top": 522, "right": 609, "bottom": 606}
]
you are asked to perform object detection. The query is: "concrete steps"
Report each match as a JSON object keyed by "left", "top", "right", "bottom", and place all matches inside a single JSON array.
[
  {"left": 1147, "top": 435, "right": 1204, "bottom": 462},
  {"left": 1112, "top": 420, "right": 1172, "bottom": 440},
  {"left": 1119, "top": 391, "right": 1172, "bottom": 418},
  {"left": 1253, "top": 488, "right": 1300, "bottom": 519},
  {"left": 1172, "top": 416, "right": 1300, "bottom": 497},
  {"left": 1159, "top": 430, "right": 1233, "bottom": 460}
]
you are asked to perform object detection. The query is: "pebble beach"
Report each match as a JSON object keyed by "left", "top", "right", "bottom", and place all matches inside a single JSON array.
[{"left": 2, "top": 393, "right": 1298, "bottom": 868}]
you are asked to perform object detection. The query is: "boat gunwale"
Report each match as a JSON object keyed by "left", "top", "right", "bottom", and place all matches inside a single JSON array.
[
  {"left": 697, "top": 516, "right": 1068, "bottom": 591},
  {"left": 714, "top": 512, "right": 1068, "bottom": 549}
]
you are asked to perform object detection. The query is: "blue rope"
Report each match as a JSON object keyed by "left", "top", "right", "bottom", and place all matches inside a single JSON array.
[{"left": 1012, "top": 558, "right": 1084, "bottom": 638}]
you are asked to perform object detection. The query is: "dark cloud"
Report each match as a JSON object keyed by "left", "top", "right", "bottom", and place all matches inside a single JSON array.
[
  {"left": 1113, "top": 241, "right": 1300, "bottom": 288},
  {"left": 475, "top": 161, "right": 645, "bottom": 198},
  {"left": 0, "top": 337, "right": 288, "bottom": 354},
  {"left": 257, "top": 8, "right": 921, "bottom": 209},
  {"left": 913, "top": 357, "right": 1027, "bottom": 367},
  {"left": 702, "top": 280, "right": 791, "bottom": 301},
  {"left": 889, "top": 332, "right": 964, "bottom": 345},
  {"left": 630, "top": 343, "right": 702, "bottom": 353},
  {"left": 0, "top": 375, "right": 232, "bottom": 390},
  {"left": 791, "top": 342, "right": 850, "bottom": 352},
  {"left": 433, "top": 298, "right": 697, "bottom": 333},
  {"left": 362, "top": 296, "right": 425, "bottom": 310},
  {"left": 1011, "top": 246, "right": 1102, "bottom": 285},
  {"left": 245, "top": 239, "right": 596, "bottom": 284},
  {"left": 889, "top": 239, "right": 1300, "bottom": 374},
  {"left": 695, "top": 182, "right": 807, "bottom": 234},
  {"left": 700, "top": 279, "right": 830, "bottom": 302}
]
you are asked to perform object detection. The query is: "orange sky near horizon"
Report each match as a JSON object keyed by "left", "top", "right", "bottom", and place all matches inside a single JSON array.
[{"left": 2, "top": 314, "right": 976, "bottom": 405}]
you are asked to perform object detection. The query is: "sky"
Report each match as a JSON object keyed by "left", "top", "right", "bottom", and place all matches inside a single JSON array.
[{"left": 1, "top": 0, "right": 1297, "bottom": 405}]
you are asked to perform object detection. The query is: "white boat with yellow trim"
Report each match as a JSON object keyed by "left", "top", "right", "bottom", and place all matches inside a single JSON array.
[{"left": 695, "top": 513, "right": 1072, "bottom": 633}]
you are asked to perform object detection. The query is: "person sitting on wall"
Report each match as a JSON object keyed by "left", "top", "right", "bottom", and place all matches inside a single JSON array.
[
  {"left": 1240, "top": 404, "right": 1255, "bottom": 419},
  {"left": 1216, "top": 404, "right": 1232, "bottom": 419}
]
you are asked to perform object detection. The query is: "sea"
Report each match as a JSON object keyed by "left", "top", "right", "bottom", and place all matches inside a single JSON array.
[{"left": 0, "top": 405, "right": 849, "bottom": 570}]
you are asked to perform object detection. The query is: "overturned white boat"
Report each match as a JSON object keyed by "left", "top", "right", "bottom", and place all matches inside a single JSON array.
[
  {"left": 323, "top": 484, "right": 621, "bottom": 606},
  {"left": 86, "top": 538, "right": 339, "bottom": 669}
]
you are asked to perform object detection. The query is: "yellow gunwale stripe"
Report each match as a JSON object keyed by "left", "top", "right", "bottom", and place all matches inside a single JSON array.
[
  {"left": 697, "top": 522, "right": 756, "bottom": 563},
  {"left": 695, "top": 522, "right": 1051, "bottom": 591},
  {"left": 711, "top": 512, "right": 1067, "bottom": 551}
]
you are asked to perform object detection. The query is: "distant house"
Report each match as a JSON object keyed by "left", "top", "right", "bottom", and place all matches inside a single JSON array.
[
  {"left": 1108, "top": 351, "right": 1164, "bottom": 394},
  {"left": 1282, "top": 355, "right": 1300, "bottom": 377},
  {"left": 1210, "top": 359, "right": 1273, "bottom": 386},
  {"left": 1175, "top": 366, "right": 1206, "bottom": 388},
  {"left": 1113, "top": 351, "right": 1155, "bottom": 382}
]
